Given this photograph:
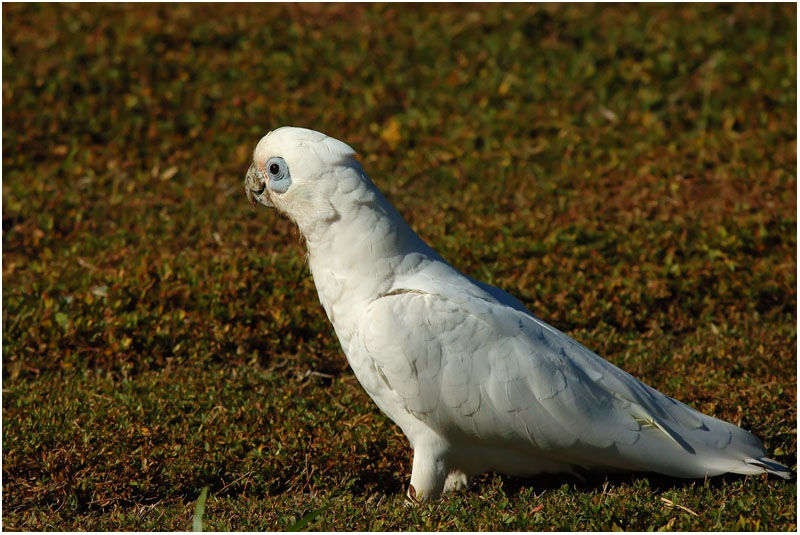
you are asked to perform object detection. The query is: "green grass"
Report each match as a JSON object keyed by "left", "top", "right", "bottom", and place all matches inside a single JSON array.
[{"left": 2, "top": 3, "right": 796, "bottom": 531}]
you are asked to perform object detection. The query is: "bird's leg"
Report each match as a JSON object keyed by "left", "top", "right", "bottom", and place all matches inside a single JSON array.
[
  {"left": 443, "top": 470, "right": 469, "bottom": 494},
  {"left": 406, "top": 440, "right": 448, "bottom": 502}
]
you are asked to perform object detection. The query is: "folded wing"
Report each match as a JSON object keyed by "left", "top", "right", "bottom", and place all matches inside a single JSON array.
[{"left": 360, "top": 270, "right": 789, "bottom": 479}]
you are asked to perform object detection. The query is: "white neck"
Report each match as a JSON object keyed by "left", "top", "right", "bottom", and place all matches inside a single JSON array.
[{"left": 301, "top": 181, "right": 438, "bottom": 334}]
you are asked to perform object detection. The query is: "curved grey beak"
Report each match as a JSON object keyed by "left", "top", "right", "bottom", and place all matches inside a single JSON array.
[{"left": 244, "top": 163, "right": 273, "bottom": 207}]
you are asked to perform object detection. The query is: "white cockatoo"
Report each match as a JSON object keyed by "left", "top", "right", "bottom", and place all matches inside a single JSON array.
[{"left": 244, "top": 127, "right": 790, "bottom": 501}]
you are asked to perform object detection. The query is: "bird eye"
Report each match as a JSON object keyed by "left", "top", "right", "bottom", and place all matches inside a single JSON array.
[{"left": 266, "top": 157, "right": 291, "bottom": 194}]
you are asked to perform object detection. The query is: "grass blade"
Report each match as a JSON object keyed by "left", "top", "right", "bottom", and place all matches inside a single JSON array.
[
  {"left": 287, "top": 504, "right": 329, "bottom": 532},
  {"left": 192, "top": 486, "right": 210, "bottom": 532}
]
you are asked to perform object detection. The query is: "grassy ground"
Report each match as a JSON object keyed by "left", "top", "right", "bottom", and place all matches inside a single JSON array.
[{"left": 2, "top": 3, "right": 796, "bottom": 531}]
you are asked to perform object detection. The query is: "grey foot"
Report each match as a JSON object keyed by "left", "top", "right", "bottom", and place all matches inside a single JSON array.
[{"left": 443, "top": 470, "right": 469, "bottom": 494}]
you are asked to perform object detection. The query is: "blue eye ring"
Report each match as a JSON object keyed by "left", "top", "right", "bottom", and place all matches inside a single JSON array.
[{"left": 266, "top": 157, "right": 291, "bottom": 194}]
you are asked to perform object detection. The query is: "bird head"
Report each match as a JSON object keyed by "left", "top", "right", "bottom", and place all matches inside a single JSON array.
[{"left": 244, "top": 127, "right": 361, "bottom": 235}]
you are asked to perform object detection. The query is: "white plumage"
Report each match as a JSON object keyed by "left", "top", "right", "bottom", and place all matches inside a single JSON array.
[{"left": 244, "top": 126, "right": 789, "bottom": 501}]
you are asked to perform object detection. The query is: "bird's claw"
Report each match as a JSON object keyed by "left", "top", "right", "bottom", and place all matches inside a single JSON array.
[{"left": 405, "top": 484, "right": 420, "bottom": 505}]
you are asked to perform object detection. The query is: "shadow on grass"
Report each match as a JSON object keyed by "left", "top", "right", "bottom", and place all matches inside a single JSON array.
[
  {"left": 493, "top": 468, "right": 789, "bottom": 498},
  {"left": 327, "top": 460, "right": 788, "bottom": 501},
  {"left": 351, "top": 468, "right": 406, "bottom": 497}
]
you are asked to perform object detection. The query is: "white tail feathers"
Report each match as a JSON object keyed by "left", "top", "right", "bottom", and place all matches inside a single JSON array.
[{"left": 743, "top": 457, "right": 792, "bottom": 479}]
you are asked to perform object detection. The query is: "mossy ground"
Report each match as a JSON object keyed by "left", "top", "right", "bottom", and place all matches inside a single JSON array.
[{"left": 2, "top": 3, "right": 796, "bottom": 530}]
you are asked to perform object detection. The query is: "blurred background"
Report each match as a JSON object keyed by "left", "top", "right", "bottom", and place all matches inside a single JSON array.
[{"left": 2, "top": 3, "right": 796, "bottom": 530}]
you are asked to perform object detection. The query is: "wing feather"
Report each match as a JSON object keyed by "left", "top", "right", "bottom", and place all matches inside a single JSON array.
[{"left": 361, "top": 289, "right": 643, "bottom": 457}]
